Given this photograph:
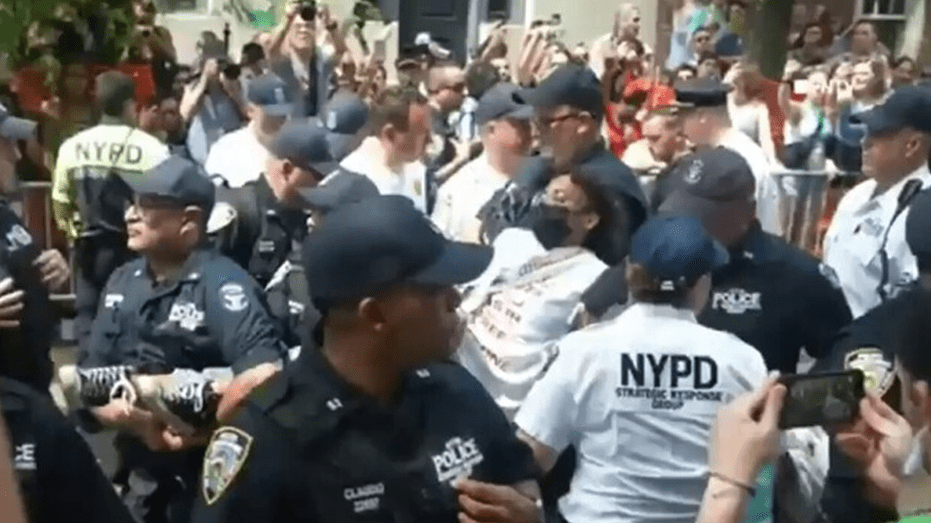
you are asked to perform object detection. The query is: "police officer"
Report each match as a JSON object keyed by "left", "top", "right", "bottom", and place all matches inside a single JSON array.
[
  {"left": 213, "top": 93, "right": 368, "bottom": 288},
  {"left": 192, "top": 195, "right": 542, "bottom": 523},
  {"left": 212, "top": 119, "right": 336, "bottom": 288},
  {"left": 52, "top": 71, "right": 170, "bottom": 351},
  {"left": 659, "top": 148, "right": 852, "bottom": 373},
  {"left": 76, "top": 155, "right": 288, "bottom": 523},
  {"left": 0, "top": 105, "right": 70, "bottom": 390},
  {"left": 816, "top": 186, "right": 931, "bottom": 523},
  {"left": 514, "top": 213, "right": 769, "bottom": 523},
  {"left": 264, "top": 169, "right": 379, "bottom": 354},
  {"left": 478, "top": 64, "right": 648, "bottom": 243},
  {"left": 823, "top": 85, "right": 931, "bottom": 319},
  {"left": 1, "top": 377, "right": 136, "bottom": 523},
  {"left": 664, "top": 77, "right": 783, "bottom": 236}
]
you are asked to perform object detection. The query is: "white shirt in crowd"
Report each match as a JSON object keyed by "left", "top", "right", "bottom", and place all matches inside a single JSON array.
[
  {"left": 823, "top": 165, "right": 931, "bottom": 318},
  {"left": 457, "top": 228, "right": 607, "bottom": 419},
  {"left": 717, "top": 127, "right": 784, "bottom": 236},
  {"left": 204, "top": 126, "right": 269, "bottom": 188},
  {"left": 515, "top": 302, "right": 768, "bottom": 523},
  {"left": 432, "top": 153, "right": 510, "bottom": 243},
  {"left": 340, "top": 136, "right": 429, "bottom": 213}
]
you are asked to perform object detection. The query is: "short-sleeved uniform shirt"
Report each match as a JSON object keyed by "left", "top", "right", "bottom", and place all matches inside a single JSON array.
[
  {"left": 192, "top": 346, "right": 537, "bottom": 523},
  {"left": 700, "top": 222, "right": 852, "bottom": 373},
  {"left": 0, "top": 200, "right": 55, "bottom": 389},
  {"left": 2, "top": 377, "right": 136, "bottom": 523},
  {"left": 80, "top": 248, "right": 287, "bottom": 375},
  {"left": 823, "top": 165, "right": 931, "bottom": 318},
  {"left": 80, "top": 248, "right": 288, "bottom": 474},
  {"left": 515, "top": 302, "right": 768, "bottom": 523}
]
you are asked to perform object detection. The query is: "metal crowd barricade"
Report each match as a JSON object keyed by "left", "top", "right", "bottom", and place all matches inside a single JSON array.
[
  {"left": 770, "top": 169, "right": 861, "bottom": 255},
  {"left": 17, "top": 181, "right": 76, "bottom": 308}
]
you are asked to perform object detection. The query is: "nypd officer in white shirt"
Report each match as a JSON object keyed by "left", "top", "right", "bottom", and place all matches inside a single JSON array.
[
  {"left": 514, "top": 213, "right": 769, "bottom": 523},
  {"left": 204, "top": 73, "right": 294, "bottom": 188},
  {"left": 823, "top": 85, "right": 931, "bottom": 319},
  {"left": 660, "top": 77, "right": 783, "bottom": 237},
  {"left": 432, "top": 82, "right": 533, "bottom": 243},
  {"left": 340, "top": 86, "right": 432, "bottom": 213}
]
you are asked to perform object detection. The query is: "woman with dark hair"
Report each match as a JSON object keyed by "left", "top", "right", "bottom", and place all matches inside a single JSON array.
[{"left": 456, "top": 162, "right": 632, "bottom": 419}]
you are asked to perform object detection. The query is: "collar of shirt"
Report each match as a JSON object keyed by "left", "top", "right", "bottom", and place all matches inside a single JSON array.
[
  {"left": 289, "top": 343, "right": 435, "bottom": 420},
  {"left": 623, "top": 302, "right": 697, "bottom": 323},
  {"left": 475, "top": 153, "right": 510, "bottom": 187},
  {"left": 857, "top": 164, "right": 931, "bottom": 220},
  {"left": 133, "top": 248, "right": 212, "bottom": 300}
]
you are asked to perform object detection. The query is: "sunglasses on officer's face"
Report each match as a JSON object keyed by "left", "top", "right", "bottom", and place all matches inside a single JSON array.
[{"left": 131, "top": 194, "right": 187, "bottom": 211}]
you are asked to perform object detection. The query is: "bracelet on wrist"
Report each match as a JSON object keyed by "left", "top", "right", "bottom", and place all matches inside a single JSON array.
[{"left": 709, "top": 471, "right": 756, "bottom": 497}]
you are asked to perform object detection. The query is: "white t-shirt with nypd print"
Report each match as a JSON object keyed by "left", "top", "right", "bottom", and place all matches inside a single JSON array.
[{"left": 515, "top": 302, "right": 768, "bottom": 523}]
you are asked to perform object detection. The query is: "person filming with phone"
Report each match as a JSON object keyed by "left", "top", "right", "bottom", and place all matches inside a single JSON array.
[{"left": 265, "top": 0, "right": 348, "bottom": 117}]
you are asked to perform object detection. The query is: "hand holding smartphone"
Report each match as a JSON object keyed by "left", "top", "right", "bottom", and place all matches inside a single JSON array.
[{"left": 777, "top": 370, "right": 865, "bottom": 429}]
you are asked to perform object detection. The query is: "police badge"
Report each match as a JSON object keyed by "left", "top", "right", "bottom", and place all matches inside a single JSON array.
[
  {"left": 202, "top": 427, "right": 253, "bottom": 505},
  {"left": 844, "top": 347, "right": 895, "bottom": 397}
]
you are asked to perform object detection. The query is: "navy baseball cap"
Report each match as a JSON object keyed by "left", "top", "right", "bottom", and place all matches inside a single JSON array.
[
  {"left": 659, "top": 147, "right": 756, "bottom": 220},
  {"left": 270, "top": 119, "right": 337, "bottom": 176},
  {"left": 629, "top": 214, "right": 729, "bottom": 289},
  {"left": 298, "top": 169, "right": 379, "bottom": 214},
  {"left": 475, "top": 83, "right": 534, "bottom": 127},
  {"left": 524, "top": 64, "right": 602, "bottom": 118},
  {"left": 0, "top": 103, "right": 36, "bottom": 141},
  {"left": 123, "top": 155, "right": 215, "bottom": 213},
  {"left": 320, "top": 92, "right": 368, "bottom": 161},
  {"left": 906, "top": 187, "right": 931, "bottom": 263},
  {"left": 246, "top": 73, "right": 294, "bottom": 115},
  {"left": 850, "top": 85, "right": 931, "bottom": 135},
  {"left": 304, "top": 195, "right": 492, "bottom": 304},
  {"left": 673, "top": 77, "right": 729, "bottom": 108}
]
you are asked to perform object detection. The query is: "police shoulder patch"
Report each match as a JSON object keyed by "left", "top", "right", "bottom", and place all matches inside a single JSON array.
[
  {"left": 844, "top": 347, "right": 895, "bottom": 397},
  {"left": 219, "top": 282, "right": 249, "bottom": 312},
  {"left": 202, "top": 427, "right": 253, "bottom": 505}
]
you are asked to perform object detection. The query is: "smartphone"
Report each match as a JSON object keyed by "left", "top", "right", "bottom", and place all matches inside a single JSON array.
[{"left": 778, "top": 370, "right": 865, "bottom": 429}]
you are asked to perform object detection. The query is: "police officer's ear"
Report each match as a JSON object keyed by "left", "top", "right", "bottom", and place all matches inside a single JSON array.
[
  {"left": 356, "top": 295, "right": 393, "bottom": 331},
  {"left": 906, "top": 132, "right": 931, "bottom": 160},
  {"left": 180, "top": 205, "right": 208, "bottom": 244}
]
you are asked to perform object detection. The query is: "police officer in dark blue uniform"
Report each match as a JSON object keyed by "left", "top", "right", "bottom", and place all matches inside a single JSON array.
[
  {"left": 478, "top": 64, "right": 648, "bottom": 244},
  {"left": 658, "top": 148, "right": 852, "bottom": 373},
  {"left": 815, "top": 186, "right": 931, "bottom": 523},
  {"left": 0, "top": 105, "right": 70, "bottom": 390},
  {"left": 2, "top": 376, "right": 137, "bottom": 523},
  {"left": 264, "top": 170, "right": 379, "bottom": 354},
  {"left": 192, "top": 195, "right": 542, "bottom": 523},
  {"left": 213, "top": 93, "right": 368, "bottom": 289},
  {"left": 75, "top": 155, "right": 288, "bottom": 523}
]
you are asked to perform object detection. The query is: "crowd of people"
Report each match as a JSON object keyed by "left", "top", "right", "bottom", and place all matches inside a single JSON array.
[{"left": 0, "top": 0, "right": 929, "bottom": 522}]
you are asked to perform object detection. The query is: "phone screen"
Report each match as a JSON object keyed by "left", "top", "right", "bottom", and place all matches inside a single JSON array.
[{"left": 778, "top": 371, "right": 865, "bottom": 429}]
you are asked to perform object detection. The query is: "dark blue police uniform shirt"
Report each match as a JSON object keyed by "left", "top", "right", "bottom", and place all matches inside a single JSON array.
[
  {"left": 80, "top": 248, "right": 287, "bottom": 374},
  {"left": 192, "top": 347, "right": 538, "bottom": 523},
  {"left": 699, "top": 222, "right": 852, "bottom": 373},
  {"left": 0, "top": 199, "right": 55, "bottom": 389},
  {"left": 2, "top": 377, "right": 136, "bottom": 523},
  {"left": 813, "top": 290, "right": 904, "bottom": 523}
]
